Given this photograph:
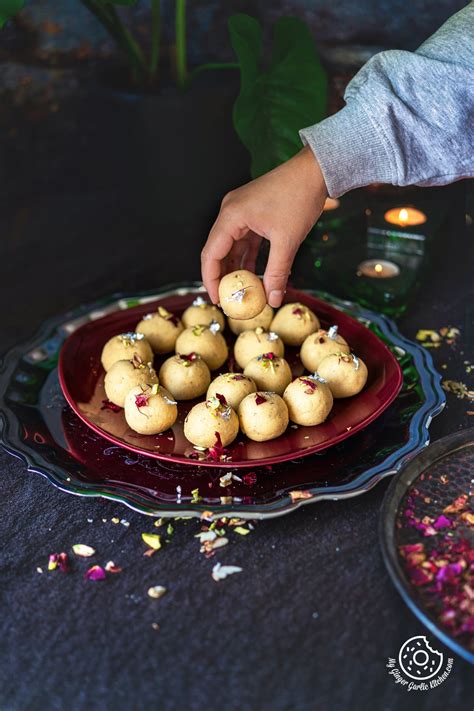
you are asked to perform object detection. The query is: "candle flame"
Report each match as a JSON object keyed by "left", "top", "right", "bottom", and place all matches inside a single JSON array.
[
  {"left": 374, "top": 263, "right": 383, "bottom": 273},
  {"left": 398, "top": 208, "right": 409, "bottom": 223}
]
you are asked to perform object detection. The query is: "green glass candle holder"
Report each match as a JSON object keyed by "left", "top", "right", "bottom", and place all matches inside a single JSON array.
[{"left": 304, "top": 201, "right": 433, "bottom": 318}]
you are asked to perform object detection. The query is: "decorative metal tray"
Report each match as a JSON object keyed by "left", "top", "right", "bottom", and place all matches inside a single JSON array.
[{"left": 0, "top": 284, "right": 445, "bottom": 519}]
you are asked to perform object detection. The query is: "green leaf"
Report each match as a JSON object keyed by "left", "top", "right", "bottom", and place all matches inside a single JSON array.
[
  {"left": 229, "top": 14, "right": 327, "bottom": 178},
  {"left": 0, "top": 0, "right": 24, "bottom": 29}
]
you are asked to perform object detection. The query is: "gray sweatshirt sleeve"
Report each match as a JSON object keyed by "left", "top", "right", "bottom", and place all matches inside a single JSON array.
[{"left": 300, "top": 2, "right": 474, "bottom": 197}]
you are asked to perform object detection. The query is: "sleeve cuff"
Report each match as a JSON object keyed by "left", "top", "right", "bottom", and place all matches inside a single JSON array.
[{"left": 299, "top": 102, "right": 396, "bottom": 198}]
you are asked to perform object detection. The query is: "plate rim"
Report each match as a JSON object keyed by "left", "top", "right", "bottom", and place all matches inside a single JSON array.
[
  {"left": 0, "top": 283, "right": 446, "bottom": 519},
  {"left": 379, "top": 427, "right": 474, "bottom": 664},
  {"left": 57, "top": 286, "right": 404, "bottom": 468}
]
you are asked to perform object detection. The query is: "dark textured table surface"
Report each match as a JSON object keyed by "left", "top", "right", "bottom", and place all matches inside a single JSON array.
[{"left": 0, "top": 88, "right": 473, "bottom": 711}]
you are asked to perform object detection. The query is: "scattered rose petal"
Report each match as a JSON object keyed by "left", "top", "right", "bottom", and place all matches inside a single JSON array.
[
  {"left": 84, "top": 565, "right": 106, "bottom": 581},
  {"left": 408, "top": 566, "right": 434, "bottom": 586},
  {"left": 48, "top": 552, "right": 70, "bottom": 573},
  {"left": 234, "top": 527, "right": 250, "bottom": 536},
  {"left": 433, "top": 515, "right": 452, "bottom": 530},
  {"left": 444, "top": 495, "right": 468, "bottom": 513},
  {"left": 105, "top": 561, "right": 122, "bottom": 573},
  {"left": 255, "top": 394, "right": 267, "bottom": 405}
]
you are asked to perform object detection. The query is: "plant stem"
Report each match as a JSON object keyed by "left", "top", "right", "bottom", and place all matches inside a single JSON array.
[
  {"left": 175, "top": 0, "right": 187, "bottom": 90},
  {"left": 150, "top": 0, "right": 161, "bottom": 81},
  {"left": 81, "top": 0, "right": 121, "bottom": 43},
  {"left": 81, "top": 0, "right": 147, "bottom": 85},
  {"left": 107, "top": 5, "right": 147, "bottom": 82},
  {"left": 186, "top": 61, "right": 240, "bottom": 88}
]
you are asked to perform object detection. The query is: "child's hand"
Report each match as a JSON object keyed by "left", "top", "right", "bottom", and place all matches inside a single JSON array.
[{"left": 201, "top": 146, "right": 328, "bottom": 308}]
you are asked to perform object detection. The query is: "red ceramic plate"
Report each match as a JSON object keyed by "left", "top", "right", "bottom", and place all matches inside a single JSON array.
[{"left": 59, "top": 287, "right": 402, "bottom": 468}]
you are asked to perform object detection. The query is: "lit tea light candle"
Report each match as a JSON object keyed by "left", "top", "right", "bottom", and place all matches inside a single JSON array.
[
  {"left": 322, "top": 197, "right": 340, "bottom": 211},
  {"left": 357, "top": 259, "right": 400, "bottom": 279},
  {"left": 384, "top": 207, "right": 427, "bottom": 227}
]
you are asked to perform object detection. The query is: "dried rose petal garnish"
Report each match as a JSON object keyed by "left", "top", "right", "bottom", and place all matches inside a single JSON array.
[
  {"left": 444, "top": 495, "right": 468, "bottom": 514},
  {"left": 243, "top": 472, "right": 257, "bottom": 486},
  {"left": 178, "top": 352, "right": 199, "bottom": 366},
  {"left": 300, "top": 377, "right": 318, "bottom": 394},
  {"left": 257, "top": 352, "right": 277, "bottom": 370},
  {"left": 207, "top": 432, "right": 228, "bottom": 462},
  {"left": 255, "top": 394, "right": 267, "bottom": 406},
  {"left": 135, "top": 393, "right": 149, "bottom": 409},
  {"left": 206, "top": 395, "right": 231, "bottom": 420}
]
